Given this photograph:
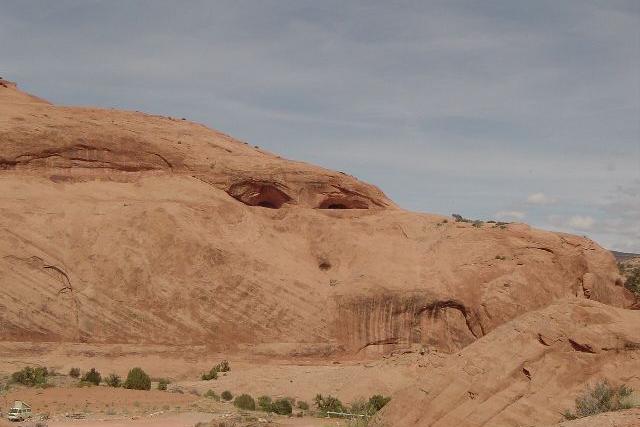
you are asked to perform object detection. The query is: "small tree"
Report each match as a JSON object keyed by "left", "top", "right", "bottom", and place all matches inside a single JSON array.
[
  {"left": 271, "top": 398, "right": 293, "bottom": 415},
  {"left": 221, "top": 390, "right": 233, "bottom": 401},
  {"left": 233, "top": 394, "right": 256, "bottom": 410},
  {"left": 124, "top": 367, "right": 151, "bottom": 391},
  {"left": 69, "top": 368, "right": 81, "bottom": 378},
  {"left": 105, "top": 373, "right": 121, "bottom": 387},
  {"left": 81, "top": 368, "right": 101, "bottom": 386}
]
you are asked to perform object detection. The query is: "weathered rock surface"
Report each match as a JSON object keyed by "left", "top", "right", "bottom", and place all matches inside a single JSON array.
[
  {"left": 374, "top": 299, "right": 640, "bottom": 427},
  {"left": 0, "top": 80, "right": 634, "bottom": 356}
]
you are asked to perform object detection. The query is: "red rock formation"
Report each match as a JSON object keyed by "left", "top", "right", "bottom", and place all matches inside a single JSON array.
[
  {"left": 0, "top": 81, "right": 634, "bottom": 356},
  {"left": 374, "top": 299, "right": 640, "bottom": 427}
]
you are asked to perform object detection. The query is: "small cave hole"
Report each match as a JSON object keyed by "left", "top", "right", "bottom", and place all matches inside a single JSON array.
[
  {"left": 318, "top": 198, "right": 368, "bottom": 210},
  {"left": 319, "top": 261, "right": 332, "bottom": 271}
]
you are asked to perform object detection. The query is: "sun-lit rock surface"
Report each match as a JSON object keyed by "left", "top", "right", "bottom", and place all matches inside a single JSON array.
[{"left": 0, "top": 80, "right": 633, "bottom": 358}]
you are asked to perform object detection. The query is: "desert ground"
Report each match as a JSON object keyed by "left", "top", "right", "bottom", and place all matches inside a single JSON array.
[{"left": 0, "top": 343, "right": 411, "bottom": 426}]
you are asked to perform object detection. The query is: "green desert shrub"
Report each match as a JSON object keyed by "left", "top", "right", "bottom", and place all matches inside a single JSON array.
[
  {"left": 314, "top": 394, "right": 345, "bottom": 414},
  {"left": 624, "top": 267, "right": 640, "bottom": 295},
  {"left": 271, "top": 398, "right": 293, "bottom": 415},
  {"left": 349, "top": 398, "right": 370, "bottom": 415},
  {"left": 201, "top": 360, "right": 231, "bottom": 380},
  {"left": 69, "top": 367, "right": 81, "bottom": 378},
  {"left": 564, "top": 380, "right": 635, "bottom": 419},
  {"left": 201, "top": 369, "right": 218, "bottom": 381},
  {"left": 157, "top": 378, "right": 170, "bottom": 391},
  {"left": 11, "top": 367, "right": 48, "bottom": 386},
  {"left": 367, "top": 394, "right": 391, "bottom": 412},
  {"left": 297, "top": 400, "right": 309, "bottom": 410},
  {"left": 233, "top": 394, "right": 256, "bottom": 410},
  {"left": 81, "top": 368, "right": 101, "bottom": 385},
  {"left": 258, "top": 395, "right": 272, "bottom": 412},
  {"left": 105, "top": 373, "right": 121, "bottom": 387},
  {"left": 221, "top": 390, "right": 233, "bottom": 401},
  {"left": 216, "top": 360, "right": 231, "bottom": 372},
  {"left": 124, "top": 367, "right": 151, "bottom": 391}
]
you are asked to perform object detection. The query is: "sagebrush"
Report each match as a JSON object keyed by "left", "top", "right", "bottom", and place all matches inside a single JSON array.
[
  {"left": 105, "top": 373, "right": 121, "bottom": 387},
  {"left": 81, "top": 368, "right": 101, "bottom": 385},
  {"left": 201, "top": 360, "right": 231, "bottom": 381},
  {"left": 564, "top": 380, "right": 635, "bottom": 419},
  {"left": 314, "top": 394, "right": 345, "bottom": 414},
  {"left": 124, "top": 367, "right": 151, "bottom": 390},
  {"left": 11, "top": 367, "right": 48, "bottom": 387},
  {"left": 233, "top": 394, "right": 256, "bottom": 410}
]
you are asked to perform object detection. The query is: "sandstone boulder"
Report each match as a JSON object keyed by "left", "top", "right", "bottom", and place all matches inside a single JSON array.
[{"left": 374, "top": 299, "right": 640, "bottom": 427}]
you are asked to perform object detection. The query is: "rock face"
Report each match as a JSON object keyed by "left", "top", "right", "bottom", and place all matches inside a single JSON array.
[
  {"left": 373, "top": 300, "right": 640, "bottom": 427},
  {"left": 0, "top": 80, "right": 634, "bottom": 355}
]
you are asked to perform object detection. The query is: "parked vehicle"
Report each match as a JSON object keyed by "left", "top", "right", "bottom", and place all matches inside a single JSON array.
[{"left": 7, "top": 400, "right": 31, "bottom": 421}]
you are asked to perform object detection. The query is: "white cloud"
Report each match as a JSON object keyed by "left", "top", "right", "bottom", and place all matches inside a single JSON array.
[
  {"left": 567, "top": 215, "right": 595, "bottom": 230},
  {"left": 541, "top": 182, "right": 639, "bottom": 252},
  {"left": 591, "top": 182, "right": 640, "bottom": 252},
  {"left": 526, "top": 193, "right": 556, "bottom": 205},
  {"left": 495, "top": 210, "right": 526, "bottom": 220}
]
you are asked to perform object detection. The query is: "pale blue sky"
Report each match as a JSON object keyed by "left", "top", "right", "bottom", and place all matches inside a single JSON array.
[{"left": 1, "top": 0, "right": 638, "bottom": 251}]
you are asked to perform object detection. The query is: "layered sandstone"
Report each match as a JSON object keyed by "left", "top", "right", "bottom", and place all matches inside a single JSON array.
[
  {"left": 374, "top": 299, "right": 640, "bottom": 427},
  {"left": 0, "top": 80, "right": 633, "bottom": 357}
]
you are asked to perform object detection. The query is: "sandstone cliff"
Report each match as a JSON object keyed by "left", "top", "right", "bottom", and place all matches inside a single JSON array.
[{"left": 0, "top": 80, "right": 633, "bottom": 356}]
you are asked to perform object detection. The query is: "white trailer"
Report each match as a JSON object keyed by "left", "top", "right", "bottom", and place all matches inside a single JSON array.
[{"left": 7, "top": 400, "right": 32, "bottom": 421}]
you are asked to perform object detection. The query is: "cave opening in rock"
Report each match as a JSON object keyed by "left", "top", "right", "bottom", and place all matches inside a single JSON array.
[
  {"left": 227, "top": 181, "right": 292, "bottom": 209},
  {"left": 318, "top": 198, "right": 368, "bottom": 210},
  {"left": 318, "top": 260, "right": 332, "bottom": 270}
]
